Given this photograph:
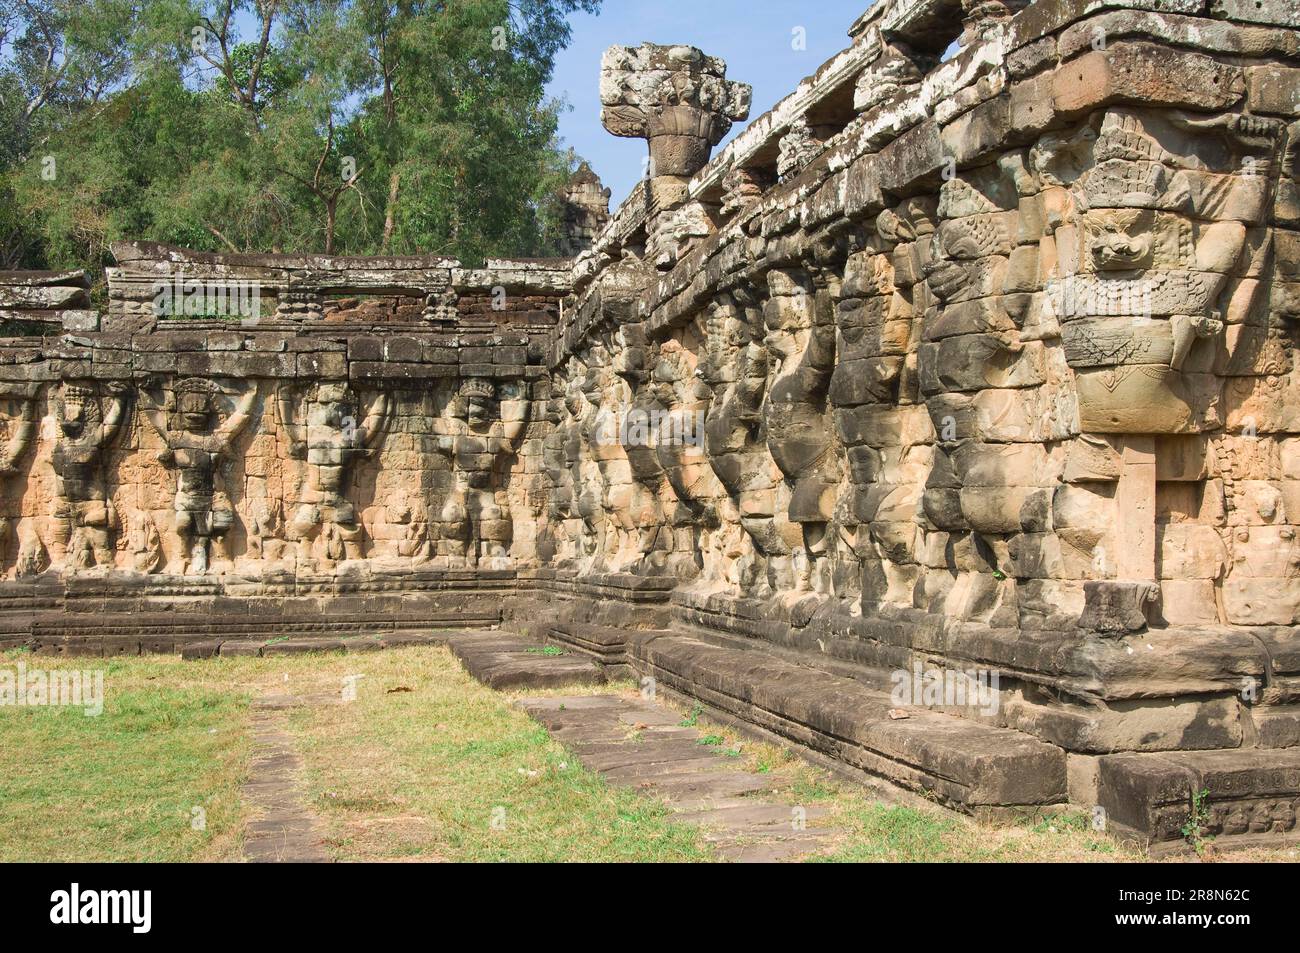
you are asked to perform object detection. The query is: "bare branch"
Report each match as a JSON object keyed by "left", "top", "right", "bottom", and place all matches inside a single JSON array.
[{"left": 204, "top": 223, "right": 240, "bottom": 253}]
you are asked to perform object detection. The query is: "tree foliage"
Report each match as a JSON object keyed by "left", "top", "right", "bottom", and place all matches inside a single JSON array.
[{"left": 0, "top": 0, "right": 600, "bottom": 275}]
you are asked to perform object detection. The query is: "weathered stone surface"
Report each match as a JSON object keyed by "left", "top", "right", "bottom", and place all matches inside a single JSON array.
[
  {"left": 632, "top": 632, "right": 1067, "bottom": 810},
  {"left": 2, "top": 0, "right": 1300, "bottom": 851},
  {"left": 1052, "top": 43, "right": 1246, "bottom": 115},
  {"left": 243, "top": 695, "right": 332, "bottom": 862},
  {"left": 447, "top": 632, "right": 605, "bottom": 690},
  {"left": 1099, "top": 749, "right": 1300, "bottom": 850},
  {"left": 518, "top": 692, "right": 840, "bottom": 862},
  {"left": 1077, "top": 581, "right": 1159, "bottom": 635}
]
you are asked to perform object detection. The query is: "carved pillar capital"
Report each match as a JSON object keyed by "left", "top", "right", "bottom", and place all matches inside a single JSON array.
[{"left": 601, "top": 43, "right": 750, "bottom": 258}]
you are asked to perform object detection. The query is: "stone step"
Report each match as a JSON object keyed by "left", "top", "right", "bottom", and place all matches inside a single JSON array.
[
  {"left": 546, "top": 622, "right": 650, "bottom": 670},
  {"left": 711, "top": 837, "right": 833, "bottom": 864},
  {"left": 180, "top": 631, "right": 453, "bottom": 660},
  {"left": 1097, "top": 748, "right": 1300, "bottom": 854},
  {"left": 674, "top": 803, "right": 832, "bottom": 828},
  {"left": 30, "top": 610, "right": 501, "bottom": 657},
  {"left": 447, "top": 633, "right": 605, "bottom": 690},
  {"left": 621, "top": 768, "right": 776, "bottom": 800},
  {"left": 630, "top": 633, "right": 1067, "bottom": 813}
]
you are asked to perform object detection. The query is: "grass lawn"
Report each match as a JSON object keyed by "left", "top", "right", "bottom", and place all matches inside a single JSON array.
[
  {"left": 3, "top": 644, "right": 1296, "bottom": 863},
  {"left": 0, "top": 650, "right": 252, "bottom": 861},
  {"left": 0, "top": 645, "right": 709, "bottom": 863},
  {"left": 276, "top": 648, "right": 709, "bottom": 861}
]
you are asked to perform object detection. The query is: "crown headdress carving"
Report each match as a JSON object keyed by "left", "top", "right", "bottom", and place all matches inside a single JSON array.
[
  {"left": 459, "top": 378, "right": 496, "bottom": 400},
  {"left": 1077, "top": 158, "right": 1168, "bottom": 209}
]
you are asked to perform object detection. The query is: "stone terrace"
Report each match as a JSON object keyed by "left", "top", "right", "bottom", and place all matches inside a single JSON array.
[{"left": 2, "top": 0, "right": 1299, "bottom": 853}]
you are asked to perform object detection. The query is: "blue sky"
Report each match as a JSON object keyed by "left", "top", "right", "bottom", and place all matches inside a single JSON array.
[{"left": 545, "top": 1, "right": 873, "bottom": 205}]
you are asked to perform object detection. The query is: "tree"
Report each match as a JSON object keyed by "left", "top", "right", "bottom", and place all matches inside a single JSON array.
[
  {"left": 1, "top": 0, "right": 602, "bottom": 273},
  {"left": 0, "top": 0, "right": 157, "bottom": 266}
]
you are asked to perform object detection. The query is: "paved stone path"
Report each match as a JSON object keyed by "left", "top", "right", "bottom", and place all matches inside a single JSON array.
[
  {"left": 236, "top": 632, "right": 841, "bottom": 862},
  {"left": 242, "top": 693, "right": 334, "bottom": 863},
  {"left": 516, "top": 694, "right": 835, "bottom": 862}
]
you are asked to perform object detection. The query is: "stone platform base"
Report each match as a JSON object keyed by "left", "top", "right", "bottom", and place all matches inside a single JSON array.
[
  {"left": 446, "top": 632, "right": 604, "bottom": 690},
  {"left": 540, "top": 600, "right": 1300, "bottom": 852},
  {"left": 6, "top": 568, "right": 1299, "bottom": 852},
  {"left": 1097, "top": 750, "right": 1300, "bottom": 855},
  {"left": 550, "top": 624, "right": 1066, "bottom": 814},
  {"left": 0, "top": 570, "right": 509, "bottom": 655},
  {"left": 181, "top": 631, "right": 453, "bottom": 660}
]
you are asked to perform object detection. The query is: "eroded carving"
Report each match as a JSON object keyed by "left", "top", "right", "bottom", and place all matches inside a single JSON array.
[
  {"left": 279, "top": 382, "right": 390, "bottom": 568},
  {"left": 139, "top": 378, "right": 258, "bottom": 574},
  {"left": 50, "top": 382, "right": 129, "bottom": 571},
  {"left": 432, "top": 378, "right": 531, "bottom": 569}
]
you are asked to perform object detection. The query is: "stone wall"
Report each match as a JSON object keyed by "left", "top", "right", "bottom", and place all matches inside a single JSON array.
[
  {"left": 0, "top": 244, "right": 559, "bottom": 586},
  {"left": 2, "top": 0, "right": 1300, "bottom": 849},
  {"left": 542, "top": 0, "right": 1300, "bottom": 845},
  {"left": 555, "top": 0, "right": 1300, "bottom": 639},
  {"left": 0, "top": 271, "right": 94, "bottom": 336}
]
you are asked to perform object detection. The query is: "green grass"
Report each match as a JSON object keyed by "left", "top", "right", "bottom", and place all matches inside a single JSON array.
[
  {"left": 0, "top": 651, "right": 251, "bottom": 861},
  {"left": 279, "top": 648, "right": 711, "bottom": 862},
  {"left": 5, "top": 646, "right": 1298, "bottom": 864},
  {"left": 679, "top": 704, "right": 704, "bottom": 728},
  {"left": 0, "top": 647, "right": 710, "bottom": 863},
  {"left": 812, "top": 804, "right": 1125, "bottom": 863}
]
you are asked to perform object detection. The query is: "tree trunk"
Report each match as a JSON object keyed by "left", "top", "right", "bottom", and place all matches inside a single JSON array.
[{"left": 382, "top": 171, "right": 401, "bottom": 253}]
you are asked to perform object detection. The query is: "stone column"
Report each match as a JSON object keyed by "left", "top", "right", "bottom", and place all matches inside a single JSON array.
[{"left": 600, "top": 44, "right": 751, "bottom": 267}]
